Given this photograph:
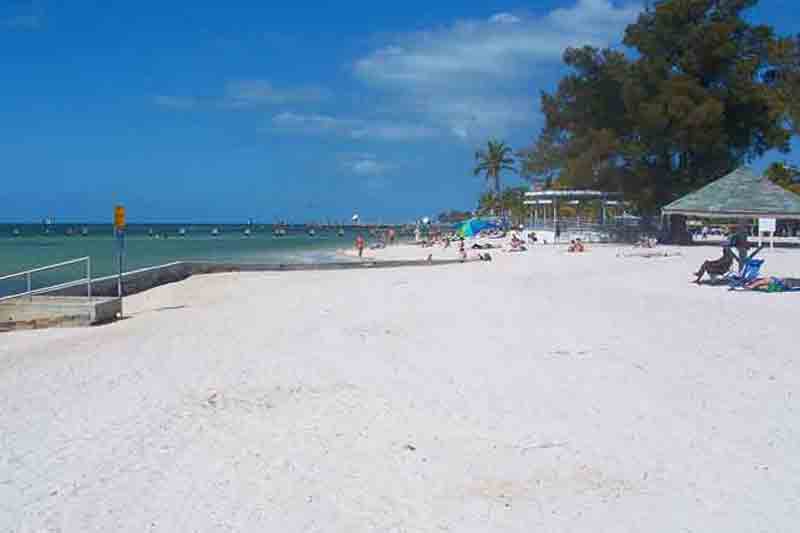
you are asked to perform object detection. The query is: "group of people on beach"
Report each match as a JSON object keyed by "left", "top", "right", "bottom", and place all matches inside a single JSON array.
[
  {"left": 691, "top": 231, "right": 799, "bottom": 293},
  {"left": 354, "top": 228, "right": 397, "bottom": 257},
  {"left": 353, "top": 226, "right": 596, "bottom": 260}
]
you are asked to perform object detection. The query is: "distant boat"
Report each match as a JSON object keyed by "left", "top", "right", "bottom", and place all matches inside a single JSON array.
[
  {"left": 308, "top": 228, "right": 316, "bottom": 237},
  {"left": 11, "top": 227, "right": 20, "bottom": 237},
  {"left": 243, "top": 228, "right": 252, "bottom": 237},
  {"left": 211, "top": 227, "right": 220, "bottom": 237},
  {"left": 178, "top": 227, "right": 187, "bottom": 237},
  {"left": 148, "top": 228, "right": 155, "bottom": 237},
  {"left": 81, "top": 227, "right": 89, "bottom": 237},
  {"left": 337, "top": 227, "right": 345, "bottom": 237},
  {"left": 273, "top": 227, "right": 287, "bottom": 237}
]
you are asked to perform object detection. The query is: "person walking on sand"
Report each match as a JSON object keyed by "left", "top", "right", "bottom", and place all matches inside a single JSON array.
[{"left": 355, "top": 234, "right": 365, "bottom": 258}]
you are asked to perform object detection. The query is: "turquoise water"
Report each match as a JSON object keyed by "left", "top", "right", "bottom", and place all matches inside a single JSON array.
[{"left": 0, "top": 224, "right": 365, "bottom": 297}]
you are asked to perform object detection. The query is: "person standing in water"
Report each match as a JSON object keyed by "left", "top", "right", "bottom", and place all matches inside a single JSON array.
[{"left": 355, "top": 234, "right": 365, "bottom": 258}]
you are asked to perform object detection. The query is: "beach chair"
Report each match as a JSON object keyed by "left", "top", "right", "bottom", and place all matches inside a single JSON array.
[{"left": 726, "top": 258, "right": 764, "bottom": 288}]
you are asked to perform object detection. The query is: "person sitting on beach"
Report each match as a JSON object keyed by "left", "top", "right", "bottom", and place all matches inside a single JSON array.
[
  {"left": 458, "top": 238, "right": 467, "bottom": 261},
  {"left": 509, "top": 232, "right": 527, "bottom": 252},
  {"left": 568, "top": 239, "right": 585, "bottom": 253},
  {"left": 693, "top": 247, "right": 734, "bottom": 283},
  {"left": 528, "top": 232, "right": 538, "bottom": 244}
]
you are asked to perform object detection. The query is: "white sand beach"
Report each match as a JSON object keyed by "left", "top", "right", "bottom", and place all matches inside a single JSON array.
[{"left": 2, "top": 244, "right": 800, "bottom": 532}]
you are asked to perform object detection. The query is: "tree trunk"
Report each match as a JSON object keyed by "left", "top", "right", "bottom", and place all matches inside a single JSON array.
[{"left": 667, "top": 214, "right": 692, "bottom": 245}]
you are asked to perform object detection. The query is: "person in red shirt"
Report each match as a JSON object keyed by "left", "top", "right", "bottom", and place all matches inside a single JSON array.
[{"left": 355, "top": 235, "right": 365, "bottom": 258}]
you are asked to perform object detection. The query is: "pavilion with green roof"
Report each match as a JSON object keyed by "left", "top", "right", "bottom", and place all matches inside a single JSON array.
[{"left": 662, "top": 167, "right": 800, "bottom": 220}]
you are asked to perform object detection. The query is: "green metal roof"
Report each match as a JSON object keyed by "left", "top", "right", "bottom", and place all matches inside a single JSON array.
[{"left": 662, "top": 167, "right": 800, "bottom": 219}]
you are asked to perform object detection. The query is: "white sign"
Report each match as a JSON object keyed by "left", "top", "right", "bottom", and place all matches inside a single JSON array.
[{"left": 759, "top": 218, "right": 776, "bottom": 233}]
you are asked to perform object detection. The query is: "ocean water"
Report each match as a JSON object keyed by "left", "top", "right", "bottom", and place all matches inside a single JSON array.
[{"left": 0, "top": 224, "right": 366, "bottom": 297}]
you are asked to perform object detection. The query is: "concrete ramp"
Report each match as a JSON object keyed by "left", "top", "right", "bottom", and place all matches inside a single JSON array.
[{"left": 0, "top": 296, "right": 121, "bottom": 332}]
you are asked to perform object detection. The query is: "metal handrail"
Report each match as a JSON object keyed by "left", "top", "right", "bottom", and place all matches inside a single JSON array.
[
  {"left": 0, "top": 257, "right": 90, "bottom": 281},
  {"left": 0, "top": 257, "right": 92, "bottom": 303}
]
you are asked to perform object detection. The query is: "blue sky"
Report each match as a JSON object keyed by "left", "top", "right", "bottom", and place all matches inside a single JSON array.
[{"left": 1, "top": 0, "right": 797, "bottom": 223}]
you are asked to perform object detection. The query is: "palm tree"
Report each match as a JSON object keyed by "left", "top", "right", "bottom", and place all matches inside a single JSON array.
[{"left": 474, "top": 140, "right": 516, "bottom": 197}]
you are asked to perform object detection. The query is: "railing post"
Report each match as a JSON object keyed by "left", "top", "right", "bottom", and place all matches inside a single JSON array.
[
  {"left": 26, "top": 272, "right": 32, "bottom": 301},
  {"left": 87, "top": 257, "right": 92, "bottom": 301}
]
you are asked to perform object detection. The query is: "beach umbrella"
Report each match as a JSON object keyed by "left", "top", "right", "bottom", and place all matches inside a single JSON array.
[{"left": 455, "top": 217, "right": 500, "bottom": 238}]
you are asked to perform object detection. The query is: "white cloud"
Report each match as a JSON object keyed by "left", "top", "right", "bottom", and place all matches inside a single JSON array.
[
  {"left": 354, "top": 0, "right": 640, "bottom": 139},
  {"left": 153, "top": 81, "right": 329, "bottom": 111},
  {"left": 349, "top": 157, "right": 388, "bottom": 177},
  {"left": 489, "top": 13, "right": 522, "bottom": 25},
  {"left": 271, "top": 112, "right": 438, "bottom": 141},
  {"left": 153, "top": 95, "right": 197, "bottom": 110},
  {"left": 221, "top": 80, "right": 330, "bottom": 108}
]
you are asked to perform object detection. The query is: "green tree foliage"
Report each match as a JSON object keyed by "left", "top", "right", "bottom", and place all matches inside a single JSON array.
[
  {"left": 477, "top": 187, "right": 529, "bottom": 225},
  {"left": 474, "top": 140, "right": 516, "bottom": 196},
  {"left": 521, "top": 0, "right": 799, "bottom": 213},
  {"left": 765, "top": 161, "right": 800, "bottom": 195},
  {"left": 767, "top": 35, "right": 800, "bottom": 135},
  {"left": 437, "top": 210, "right": 473, "bottom": 224},
  {"left": 476, "top": 192, "right": 501, "bottom": 218}
]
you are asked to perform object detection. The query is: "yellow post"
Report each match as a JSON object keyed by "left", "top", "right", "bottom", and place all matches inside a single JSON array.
[
  {"left": 113, "top": 205, "right": 126, "bottom": 311},
  {"left": 114, "top": 205, "right": 126, "bottom": 229}
]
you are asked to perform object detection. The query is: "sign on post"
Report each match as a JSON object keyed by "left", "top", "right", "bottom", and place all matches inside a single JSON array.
[
  {"left": 758, "top": 217, "right": 777, "bottom": 249},
  {"left": 759, "top": 218, "right": 776, "bottom": 233}
]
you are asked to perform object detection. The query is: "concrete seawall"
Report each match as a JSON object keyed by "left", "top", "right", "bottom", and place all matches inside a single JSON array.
[
  {"left": 0, "top": 296, "right": 121, "bottom": 332},
  {"left": 51, "top": 258, "right": 468, "bottom": 298}
]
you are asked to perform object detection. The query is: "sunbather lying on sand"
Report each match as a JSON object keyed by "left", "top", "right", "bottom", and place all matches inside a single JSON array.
[{"left": 743, "top": 277, "right": 800, "bottom": 292}]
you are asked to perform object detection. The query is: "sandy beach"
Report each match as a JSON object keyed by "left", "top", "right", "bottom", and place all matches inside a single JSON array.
[{"left": 2, "top": 243, "right": 800, "bottom": 532}]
